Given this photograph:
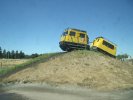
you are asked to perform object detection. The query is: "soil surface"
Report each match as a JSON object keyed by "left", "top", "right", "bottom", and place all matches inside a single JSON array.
[{"left": 0, "top": 84, "right": 133, "bottom": 100}]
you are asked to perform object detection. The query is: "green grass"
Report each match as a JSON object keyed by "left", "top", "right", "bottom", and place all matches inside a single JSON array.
[{"left": 0, "top": 52, "right": 62, "bottom": 77}]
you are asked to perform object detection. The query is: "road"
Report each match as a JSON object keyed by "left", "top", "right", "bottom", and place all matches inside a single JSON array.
[{"left": 0, "top": 84, "right": 133, "bottom": 100}]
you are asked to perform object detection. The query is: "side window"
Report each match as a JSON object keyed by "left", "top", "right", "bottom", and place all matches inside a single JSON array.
[
  {"left": 80, "top": 34, "right": 85, "bottom": 38},
  {"left": 103, "top": 40, "right": 114, "bottom": 49},
  {"left": 69, "top": 31, "right": 76, "bottom": 36}
]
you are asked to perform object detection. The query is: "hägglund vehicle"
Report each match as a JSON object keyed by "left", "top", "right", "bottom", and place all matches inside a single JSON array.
[
  {"left": 59, "top": 28, "right": 117, "bottom": 58},
  {"left": 90, "top": 37, "right": 117, "bottom": 58},
  {"left": 59, "top": 28, "right": 90, "bottom": 51}
]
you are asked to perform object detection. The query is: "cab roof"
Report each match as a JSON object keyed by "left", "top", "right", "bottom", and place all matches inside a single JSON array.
[
  {"left": 65, "top": 28, "right": 87, "bottom": 33},
  {"left": 96, "top": 36, "right": 117, "bottom": 47}
]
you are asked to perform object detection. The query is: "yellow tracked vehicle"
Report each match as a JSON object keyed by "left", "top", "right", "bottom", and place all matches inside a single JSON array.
[
  {"left": 91, "top": 37, "right": 117, "bottom": 58},
  {"left": 59, "top": 28, "right": 90, "bottom": 51},
  {"left": 59, "top": 28, "right": 117, "bottom": 58}
]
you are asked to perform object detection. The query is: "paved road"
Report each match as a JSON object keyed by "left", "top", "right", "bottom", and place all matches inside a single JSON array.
[{"left": 0, "top": 84, "right": 133, "bottom": 100}]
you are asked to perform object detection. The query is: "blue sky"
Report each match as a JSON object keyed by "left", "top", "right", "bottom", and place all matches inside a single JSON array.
[{"left": 0, "top": 0, "right": 133, "bottom": 56}]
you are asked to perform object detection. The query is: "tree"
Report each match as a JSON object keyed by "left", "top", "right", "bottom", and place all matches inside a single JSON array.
[
  {"left": 6, "top": 51, "right": 11, "bottom": 59},
  {"left": 2, "top": 49, "right": 6, "bottom": 58},
  {"left": 19, "top": 51, "right": 25, "bottom": 59},
  {"left": 11, "top": 50, "right": 15, "bottom": 59},
  {"left": 0, "top": 47, "right": 2, "bottom": 58},
  {"left": 117, "top": 54, "right": 129, "bottom": 61},
  {"left": 123, "top": 54, "right": 128, "bottom": 59},
  {"left": 31, "top": 53, "right": 39, "bottom": 58},
  {"left": 15, "top": 50, "right": 19, "bottom": 59}
]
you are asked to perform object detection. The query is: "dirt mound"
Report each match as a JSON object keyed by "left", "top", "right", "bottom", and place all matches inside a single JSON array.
[{"left": 1, "top": 50, "right": 133, "bottom": 90}]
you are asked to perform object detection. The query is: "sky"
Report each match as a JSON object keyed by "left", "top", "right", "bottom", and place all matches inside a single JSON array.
[{"left": 0, "top": 0, "right": 133, "bottom": 56}]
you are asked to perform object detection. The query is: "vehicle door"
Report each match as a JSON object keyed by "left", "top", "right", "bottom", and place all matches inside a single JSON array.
[
  {"left": 69, "top": 31, "right": 77, "bottom": 43},
  {"left": 79, "top": 33, "right": 86, "bottom": 44}
]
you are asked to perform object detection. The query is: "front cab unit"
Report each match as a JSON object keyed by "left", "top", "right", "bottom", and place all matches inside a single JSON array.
[{"left": 59, "top": 28, "right": 90, "bottom": 51}]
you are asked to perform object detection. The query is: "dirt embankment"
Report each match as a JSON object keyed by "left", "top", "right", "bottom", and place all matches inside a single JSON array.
[{"left": 1, "top": 50, "right": 133, "bottom": 90}]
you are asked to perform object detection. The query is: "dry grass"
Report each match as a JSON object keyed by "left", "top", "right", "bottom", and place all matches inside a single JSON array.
[
  {"left": 0, "top": 59, "right": 30, "bottom": 68},
  {"left": 1, "top": 50, "right": 133, "bottom": 90}
]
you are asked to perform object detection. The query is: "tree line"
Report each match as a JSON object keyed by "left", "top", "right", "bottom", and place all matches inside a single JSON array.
[
  {"left": 117, "top": 53, "right": 133, "bottom": 65},
  {"left": 0, "top": 47, "right": 39, "bottom": 59},
  {"left": 116, "top": 53, "right": 129, "bottom": 61}
]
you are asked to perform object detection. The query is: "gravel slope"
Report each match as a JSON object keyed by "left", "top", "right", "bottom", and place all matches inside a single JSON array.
[{"left": 1, "top": 50, "right": 133, "bottom": 90}]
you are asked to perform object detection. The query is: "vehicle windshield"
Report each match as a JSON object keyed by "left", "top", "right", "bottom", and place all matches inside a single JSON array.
[{"left": 62, "top": 31, "right": 68, "bottom": 36}]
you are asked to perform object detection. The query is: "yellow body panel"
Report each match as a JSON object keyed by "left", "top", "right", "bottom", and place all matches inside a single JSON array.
[
  {"left": 91, "top": 37, "right": 117, "bottom": 56},
  {"left": 60, "top": 29, "right": 88, "bottom": 45}
]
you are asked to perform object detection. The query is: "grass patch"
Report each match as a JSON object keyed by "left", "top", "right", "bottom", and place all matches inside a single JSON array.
[{"left": 0, "top": 52, "right": 62, "bottom": 77}]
